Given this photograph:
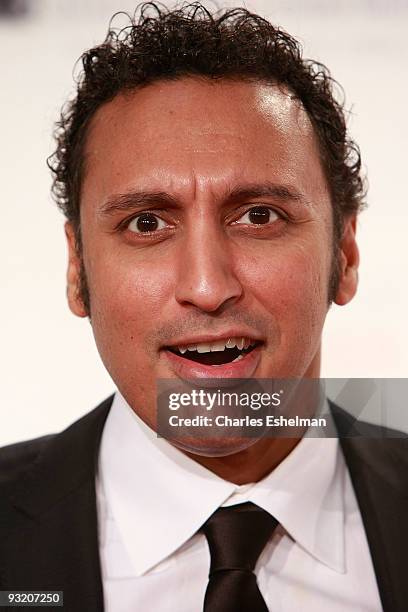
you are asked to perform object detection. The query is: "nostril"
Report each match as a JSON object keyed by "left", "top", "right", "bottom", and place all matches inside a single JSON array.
[{"left": 175, "top": 260, "right": 243, "bottom": 312}]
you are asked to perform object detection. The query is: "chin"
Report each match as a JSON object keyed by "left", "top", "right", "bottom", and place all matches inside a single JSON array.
[{"left": 169, "top": 435, "right": 260, "bottom": 458}]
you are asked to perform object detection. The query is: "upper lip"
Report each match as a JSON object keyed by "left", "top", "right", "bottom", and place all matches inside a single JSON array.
[{"left": 162, "top": 330, "right": 264, "bottom": 348}]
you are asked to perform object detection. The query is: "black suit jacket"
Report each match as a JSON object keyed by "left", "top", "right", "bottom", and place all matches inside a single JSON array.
[{"left": 0, "top": 397, "right": 407, "bottom": 611}]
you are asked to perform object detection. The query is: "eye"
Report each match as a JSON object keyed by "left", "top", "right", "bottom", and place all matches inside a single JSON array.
[
  {"left": 127, "top": 213, "right": 169, "bottom": 233},
  {"left": 235, "top": 206, "right": 279, "bottom": 225}
]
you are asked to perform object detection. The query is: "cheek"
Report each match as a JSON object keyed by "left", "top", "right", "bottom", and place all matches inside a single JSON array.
[
  {"left": 236, "top": 239, "right": 330, "bottom": 365},
  {"left": 85, "top": 247, "right": 173, "bottom": 356},
  {"left": 240, "top": 237, "right": 329, "bottom": 305}
]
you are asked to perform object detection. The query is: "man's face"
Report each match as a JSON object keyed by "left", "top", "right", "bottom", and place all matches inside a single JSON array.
[{"left": 66, "top": 78, "right": 358, "bottom": 435}]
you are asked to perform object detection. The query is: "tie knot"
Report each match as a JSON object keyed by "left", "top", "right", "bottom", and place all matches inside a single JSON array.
[{"left": 202, "top": 502, "right": 278, "bottom": 575}]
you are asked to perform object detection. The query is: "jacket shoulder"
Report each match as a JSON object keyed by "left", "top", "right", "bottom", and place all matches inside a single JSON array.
[
  {"left": 0, "top": 395, "right": 114, "bottom": 495},
  {"left": 0, "top": 435, "right": 54, "bottom": 488},
  {"left": 330, "top": 401, "right": 408, "bottom": 439}
]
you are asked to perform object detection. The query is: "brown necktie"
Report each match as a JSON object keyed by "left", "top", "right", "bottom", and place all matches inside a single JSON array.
[{"left": 202, "top": 502, "right": 278, "bottom": 612}]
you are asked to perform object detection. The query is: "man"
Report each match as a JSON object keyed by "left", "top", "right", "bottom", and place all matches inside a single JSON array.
[{"left": 0, "top": 4, "right": 407, "bottom": 611}]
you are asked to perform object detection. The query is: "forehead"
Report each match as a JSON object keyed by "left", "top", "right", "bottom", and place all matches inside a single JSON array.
[{"left": 82, "top": 77, "right": 328, "bottom": 207}]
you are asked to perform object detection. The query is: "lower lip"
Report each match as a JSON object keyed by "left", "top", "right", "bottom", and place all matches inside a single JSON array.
[{"left": 162, "top": 345, "right": 262, "bottom": 380}]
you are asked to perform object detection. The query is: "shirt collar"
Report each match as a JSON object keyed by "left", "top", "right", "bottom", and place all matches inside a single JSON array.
[
  {"left": 245, "top": 432, "right": 346, "bottom": 573},
  {"left": 98, "top": 391, "right": 345, "bottom": 576}
]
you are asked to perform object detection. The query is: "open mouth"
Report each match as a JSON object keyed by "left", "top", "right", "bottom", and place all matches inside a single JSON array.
[{"left": 166, "top": 337, "right": 261, "bottom": 366}]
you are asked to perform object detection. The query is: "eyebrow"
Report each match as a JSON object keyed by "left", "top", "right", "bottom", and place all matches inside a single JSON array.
[
  {"left": 98, "top": 191, "right": 178, "bottom": 217},
  {"left": 98, "top": 181, "right": 306, "bottom": 217},
  {"left": 225, "top": 182, "right": 305, "bottom": 205}
]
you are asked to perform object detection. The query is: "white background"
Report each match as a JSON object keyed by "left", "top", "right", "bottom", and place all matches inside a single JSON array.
[{"left": 1, "top": 0, "right": 407, "bottom": 446}]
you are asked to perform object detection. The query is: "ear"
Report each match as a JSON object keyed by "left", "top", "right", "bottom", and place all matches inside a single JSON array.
[
  {"left": 65, "top": 222, "right": 88, "bottom": 318},
  {"left": 334, "top": 215, "right": 360, "bottom": 306}
]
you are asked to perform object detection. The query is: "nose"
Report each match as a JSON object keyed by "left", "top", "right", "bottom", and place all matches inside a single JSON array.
[{"left": 175, "top": 221, "right": 243, "bottom": 313}]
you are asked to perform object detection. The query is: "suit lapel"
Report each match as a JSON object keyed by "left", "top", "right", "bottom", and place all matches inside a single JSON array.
[
  {"left": 3, "top": 397, "right": 113, "bottom": 612},
  {"left": 332, "top": 405, "right": 408, "bottom": 612}
]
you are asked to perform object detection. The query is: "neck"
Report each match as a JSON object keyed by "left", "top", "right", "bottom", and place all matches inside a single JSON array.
[{"left": 184, "top": 437, "right": 301, "bottom": 484}]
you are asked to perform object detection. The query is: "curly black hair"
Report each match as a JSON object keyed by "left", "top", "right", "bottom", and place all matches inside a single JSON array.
[{"left": 48, "top": 2, "right": 366, "bottom": 307}]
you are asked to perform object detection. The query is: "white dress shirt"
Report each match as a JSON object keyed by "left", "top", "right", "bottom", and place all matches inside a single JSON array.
[{"left": 96, "top": 392, "right": 382, "bottom": 611}]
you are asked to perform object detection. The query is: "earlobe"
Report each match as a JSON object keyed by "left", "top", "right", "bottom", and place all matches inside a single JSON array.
[
  {"left": 334, "top": 215, "right": 360, "bottom": 306},
  {"left": 65, "top": 222, "right": 88, "bottom": 318}
]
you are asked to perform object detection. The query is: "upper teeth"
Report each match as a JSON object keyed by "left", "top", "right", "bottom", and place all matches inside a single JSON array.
[{"left": 177, "top": 337, "right": 255, "bottom": 354}]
